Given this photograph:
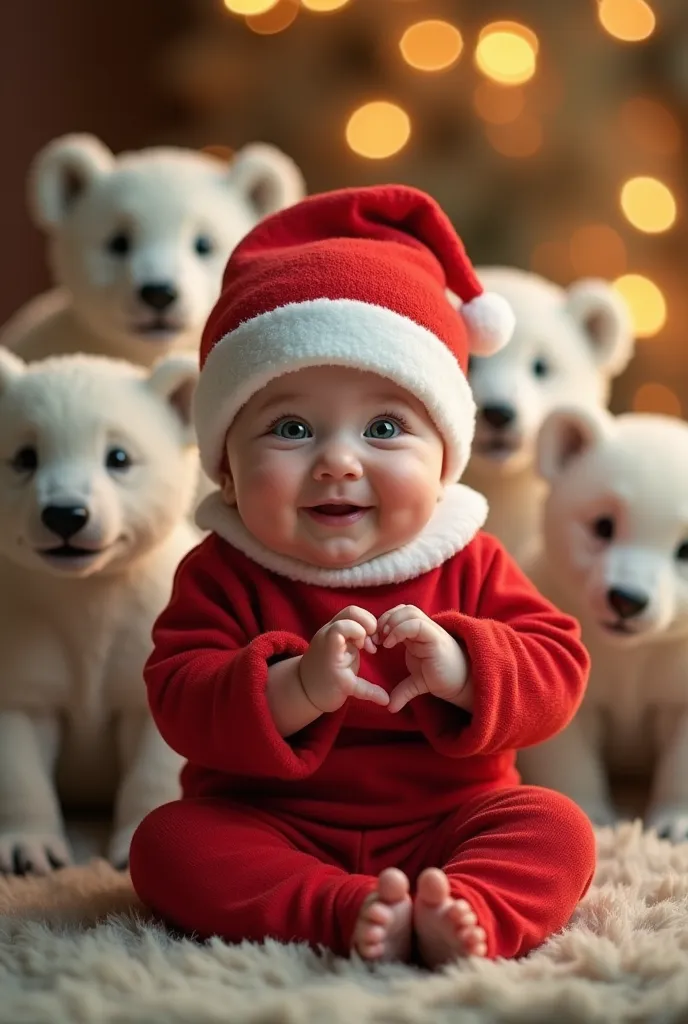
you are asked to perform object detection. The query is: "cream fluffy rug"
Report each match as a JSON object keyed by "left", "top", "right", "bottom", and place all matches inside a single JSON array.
[{"left": 2, "top": 823, "right": 688, "bottom": 1023}]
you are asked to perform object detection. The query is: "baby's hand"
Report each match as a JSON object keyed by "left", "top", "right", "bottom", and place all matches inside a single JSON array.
[
  {"left": 299, "top": 606, "right": 389, "bottom": 714},
  {"left": 376, "top": 605, "right": 468, "bottom": 714}
]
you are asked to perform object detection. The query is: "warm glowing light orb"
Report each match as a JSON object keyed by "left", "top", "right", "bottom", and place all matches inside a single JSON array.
[
  {"left": 223, "top": 0, "right": 278, "bottom": 14},
  {"left": 620, "top": 176, "right": 677, "bottom": 233},
  {"left": 598, "top": 0, "right": 656, "bottom": 42},
  {"left": 475, "top": 22, "right": 538, "bottom": 85},
  {"left": 399, "top": 20, "right": 463, "bottom": 72},
  {"left": 613, "top": 273, "right": 666, "bottom": 336},
  {"left": 301, "top": 0, "right": 349, "bottom": 11},
  {"left": 346, "top": 101, "right": 411, "bottom": 159}
]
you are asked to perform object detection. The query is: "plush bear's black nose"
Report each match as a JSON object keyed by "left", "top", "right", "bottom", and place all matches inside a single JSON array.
[
  {"left": 481, "top": 404, "right": 516, "bottom": 430},
  {"left": 41, "top": 505, "right": 89, "bottom": 541},
  {"left": 607, "top": 587, "right": 649, "bottom": 620},
  {"left": 139, "top": 282, "right": 178, "bottom": 311}
]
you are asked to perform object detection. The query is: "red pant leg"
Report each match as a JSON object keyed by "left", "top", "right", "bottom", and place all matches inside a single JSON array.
[
  {"left": 416, "top": 786, "right": 595, "bottom": 960},
  {"left": 129, "top": 798, "right": 377, "bottom": 956}
]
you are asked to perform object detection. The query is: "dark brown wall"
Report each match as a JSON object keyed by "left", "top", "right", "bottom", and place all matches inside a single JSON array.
[{"left": 0, "top": 0, "right": 191, "bottom": 324}]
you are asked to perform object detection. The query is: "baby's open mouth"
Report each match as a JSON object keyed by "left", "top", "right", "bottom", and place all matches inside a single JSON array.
[{"left": 304, "top": 504, "right": 371, "bottom": 525}]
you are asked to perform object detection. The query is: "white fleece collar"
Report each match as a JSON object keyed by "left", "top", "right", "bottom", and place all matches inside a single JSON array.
[{"left": 195, "top": 484, "right": 488, "bottom": 588}]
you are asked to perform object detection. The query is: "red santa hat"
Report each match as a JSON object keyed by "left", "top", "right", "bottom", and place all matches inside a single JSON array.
[{"left": 194, "top": 184, "right": 514, "bottom": 484}]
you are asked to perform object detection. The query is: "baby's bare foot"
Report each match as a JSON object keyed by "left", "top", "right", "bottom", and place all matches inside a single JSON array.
[
  {"left": 351, "top": 867, "right": 412, "bottom": 962},
  {"left": 414, "top": 867, "right": 488, "bottom": 967}
]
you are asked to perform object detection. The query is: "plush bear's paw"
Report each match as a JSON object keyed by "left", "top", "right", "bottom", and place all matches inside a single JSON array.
[
  {"left": 646, "top": 807, "right": 688, "bottom": 844},
  {"left": 107, "top": 826, "right": 136, "bottom": 872},
  {"left": 0, "top": 831, "right": 73, "bottom": 875}
]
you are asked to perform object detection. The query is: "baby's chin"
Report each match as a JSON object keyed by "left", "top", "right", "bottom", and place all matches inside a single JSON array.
[{"left": 298, "top": 533, "right": 420, "bottom": 569}]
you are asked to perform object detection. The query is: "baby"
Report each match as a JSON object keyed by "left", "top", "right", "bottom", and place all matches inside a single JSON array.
[{"left": 130, "top": 184, "right": 596, "bottom": 967}]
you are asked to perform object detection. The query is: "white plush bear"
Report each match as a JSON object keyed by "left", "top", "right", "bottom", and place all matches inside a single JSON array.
[
  {"left": 0, "top": 350, "right": 200, "bottom": 873},
  {"left": 0, "top": 134, "right": 306, "bottom": 367},
  {"left": 463, "top": 267, "right": 634, "bottom": 564},
  {"left": 519, "top": 406, "right": 688, "bottom": 841}
]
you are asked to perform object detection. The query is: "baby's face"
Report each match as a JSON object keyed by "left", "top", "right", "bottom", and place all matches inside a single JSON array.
[{"left": 222, "top": 365, "right": 445, "bottom": 569}]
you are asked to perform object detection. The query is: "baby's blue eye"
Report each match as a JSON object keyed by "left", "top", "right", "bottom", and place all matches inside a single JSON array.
[
  {"left": 272, "top": 419, "right": 311, "bottom": 440},
  {"left": 365, "top": 418, "right": 400, "bottom": 440}
]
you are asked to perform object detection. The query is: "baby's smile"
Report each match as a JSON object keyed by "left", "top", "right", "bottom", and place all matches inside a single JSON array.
[{"left": 302, "top": 501, "right": 373, "bottom": 526}]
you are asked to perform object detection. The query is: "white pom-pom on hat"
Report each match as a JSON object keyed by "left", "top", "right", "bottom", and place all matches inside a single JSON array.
[
  {"left": 446, "top": 288, "right": 515, "bottom": 357},
  {"left": 460, "top": 292, "right": 515, "bottom": 357}
]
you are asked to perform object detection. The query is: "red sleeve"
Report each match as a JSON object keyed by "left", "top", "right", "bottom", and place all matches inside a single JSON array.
[
  {"left": 144, "top": 535, "right": 345, "bottom": 779},
  {"left": 412, "top": 533, "right": 590, "bottom": 756}
]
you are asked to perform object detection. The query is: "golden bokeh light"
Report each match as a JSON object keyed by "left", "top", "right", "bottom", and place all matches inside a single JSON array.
[
  {"left": 345, "top": 101, "right": 411, "bottom": 159},
  {"left": 632, "top": 382, "right": 682, "bottom": 417},
  {"left": 620, "top": 176, "right": 677, "bottom": 233},
  {"left": 613, "top": 273, "right": 666, "bottom": 337},
  {"left": 475, "top": 22, "right": 538, "bottom": 86},
  {"left": 223, "top": 0, "right": 278, "bottom": 14},
  {"left": 485, "top": 113, "right": 542, "bottom": 158},
  {"left": 246, "top": 0, "right": 298, "bottom": 32},
  {"left": 399, "top": 20, "right": 463, "bottom": 72},
  {"left": 569, "top": 224, "right": 627, "bottom": 278},
  {"left": 473, "top": 82, "right": 525, "bottom": 124},
  {"left": 621, "top": 97, "right": 681, "bottom": 155},
  {"left": 300, "top": 0, "right": 349, "bottom": 11},
  {"left": 598, "top": 0, "right": 656, "bottom": 42}
]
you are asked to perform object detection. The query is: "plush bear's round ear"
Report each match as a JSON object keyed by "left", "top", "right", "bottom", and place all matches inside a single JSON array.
[
  {"left": 147, "top": 354, "right": 199, "bottom": 446},
  {"left": 28, "top": 133, "right": 115, "bottom": 231},
  {"left": 0, "top": 349, "right": 26, "bottom": 395},
  {"left": 537, "top": 405, "right": 611, "bottom": 483},
  {"left": 565, "top": 279, "right": 635, "bottom": 378},
  {"left": 228, "top": 143, "right": 306, "bottom": 218}
]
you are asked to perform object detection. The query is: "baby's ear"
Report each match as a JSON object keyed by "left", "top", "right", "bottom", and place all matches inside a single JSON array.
[
  {"left": 536, "top": 405, "right": 611, "bottom": 483},
  {"left": 219, "top": 468, "right": 236, "bottom": 506}
]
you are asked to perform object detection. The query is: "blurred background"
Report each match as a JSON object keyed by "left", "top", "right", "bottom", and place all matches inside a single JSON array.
[{"left": 2, "top": 0, "right": 687, "bottom": 415}]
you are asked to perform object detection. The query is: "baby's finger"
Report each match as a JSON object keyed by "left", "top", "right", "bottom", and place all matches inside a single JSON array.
[
  {"left": 388, "top": 674, "right": 426, "bottom": 713},
  {"left": 351, "top": 676, "right": 390, "bottom": 706},
  {"left": 376, "top": 604, "right": 409, "bottom": 635},
  {"left": 328, "top": 619, "right": 367, "bottom": 650},
  {"left": 379, "top": 605, "right": 429, "bottom": 640},
  {"left": 331, "top": 605, "right": 377, "bottom": 638},
  {"left": 383, "top": 616, "right": 436, "bottom": 649}
]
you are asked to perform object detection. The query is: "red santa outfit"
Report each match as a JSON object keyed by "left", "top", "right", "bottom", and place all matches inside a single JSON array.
[{"left": 129, "top": 184, "right": 596, "bottom": 961}]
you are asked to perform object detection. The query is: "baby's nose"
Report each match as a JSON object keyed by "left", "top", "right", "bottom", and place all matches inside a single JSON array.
[{"left": 313, "top": 444, "right": 363, "bottom": 479}]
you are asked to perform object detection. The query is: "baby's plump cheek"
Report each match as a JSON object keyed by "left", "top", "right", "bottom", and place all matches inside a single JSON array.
[
  {"left": 237, "top": 457, "right": 294, "bottom": 504},
  {"left": 378, "top": 477, "right": 439, "bottom": 542}
]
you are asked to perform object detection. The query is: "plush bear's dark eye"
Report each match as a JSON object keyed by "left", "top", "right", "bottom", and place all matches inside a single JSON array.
[
  {"left": 676, "top": 541, "right": 688, "bottom": 561},
  {"left": 194, "top": 234, "right": 215, "bottom": 256},
  {"left": 532, "top": 357, "right": 550, "bottom": 378},
  {"left": 10, "top": 445, "right": 38, "bottom": 473},
  {"left": 106, "top": 447, "right": 132, "bottom": 471},
  {"left": 591, "top": 516, "right": 615, "bottom": 540},
  {"left": 106, "top": 231, "right": 131, "bottom": 256}
]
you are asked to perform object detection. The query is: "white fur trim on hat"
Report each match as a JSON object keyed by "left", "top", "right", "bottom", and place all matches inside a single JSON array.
[
  {"left": 461, "top": 292, "right": 515, "bottom": 356},
  {"left": 194, "top": 297, "right": 476, "bottom": 484}
]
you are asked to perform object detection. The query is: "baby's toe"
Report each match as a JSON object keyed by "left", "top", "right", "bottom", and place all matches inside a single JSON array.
[
  {"left": 366, "top": 902, "right": 393, "bottom": 927},
  {"left": 447, "top": 900, "right": 477, "bottom": 928}
]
